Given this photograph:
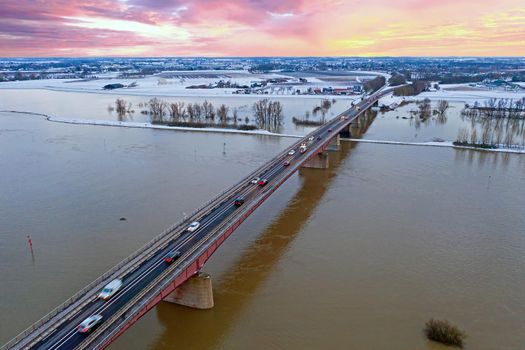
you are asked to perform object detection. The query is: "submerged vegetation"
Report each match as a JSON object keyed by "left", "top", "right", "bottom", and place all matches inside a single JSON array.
[
  {"left": 457, "top": 97, "right": 525, "bottom": 149},
  {"left": 424, "top": 319, "right": 466, "bottom": 348},
  {"left": 293, "top": 99, "right": 335, "bottom": 126},
  {"left": 110, "top": 97, "right": 285, "bottom": 133}
]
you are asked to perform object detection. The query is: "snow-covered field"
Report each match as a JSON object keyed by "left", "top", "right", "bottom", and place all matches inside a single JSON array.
[
  {"left": 343, "top": 138, "right": 525, "bottom": 154},
  {"left": 379, "top": 83, "right": 525, "bottom": 106},
  {"left": 0, "top": 70, "right": 367, "bottom": 99}
]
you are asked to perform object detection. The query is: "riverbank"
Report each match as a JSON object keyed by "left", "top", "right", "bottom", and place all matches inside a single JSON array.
[
  {"left": 342, "top": 138, "right": 525, "bottom": 154},
  {"left": 3, "top": 110, "right": 524, "bottom": 154},
  {"left": 0, "top": 110, "right": 303, "bottom": 138}
]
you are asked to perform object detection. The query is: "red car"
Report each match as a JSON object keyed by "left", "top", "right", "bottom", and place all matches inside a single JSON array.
[
  {"left": 164, "top": 250, "right": 181, "bottom": 264},
  {"left": 258, "top": 179, "right": 268, "bottom": 186}
]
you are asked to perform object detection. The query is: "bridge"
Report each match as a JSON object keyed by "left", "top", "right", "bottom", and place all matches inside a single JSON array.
[{"left": 2, "top": 88, "right": 388, "bottom": 350}]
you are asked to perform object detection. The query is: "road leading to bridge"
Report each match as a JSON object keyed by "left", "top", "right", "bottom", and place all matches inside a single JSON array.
[{"left": 3, "top": 87, "right": 389, "bottom": 350}]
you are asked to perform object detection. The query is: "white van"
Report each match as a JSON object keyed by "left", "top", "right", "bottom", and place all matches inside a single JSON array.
[{"left": 98, "top": 279, "right": 123, "bottom": 300}]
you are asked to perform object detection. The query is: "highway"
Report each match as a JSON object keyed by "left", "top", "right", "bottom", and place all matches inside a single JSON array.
[{"left": 3, "top": 88, "right": 387, "bottom": 350}]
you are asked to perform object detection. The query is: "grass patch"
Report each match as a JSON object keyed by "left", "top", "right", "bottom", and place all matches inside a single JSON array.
[{"left": 424, "top": 319, "right": 466, "bottom": 348}]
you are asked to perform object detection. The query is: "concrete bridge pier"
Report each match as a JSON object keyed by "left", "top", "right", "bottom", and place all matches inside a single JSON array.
[
  {"left": 339, "top": 124, "right": 352, "bottom": 138},
  {"left": 327, "top": 134, "right": 340, "bottom": 151},
  {"left": 301, "top": 152, "right": 329, "bottom": 169},
  {"left": 351, "top": 117, "right": 361, "bottom": 128},
  {"left": 163, "top": 272, "right": 214, "bottom": 309}
]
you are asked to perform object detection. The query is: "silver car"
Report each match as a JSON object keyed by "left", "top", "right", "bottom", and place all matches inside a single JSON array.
[
  {"left": 187, "top": 221, "right": 200, "bottom": 232},
  {"left": 77, "top": 315, "right": 103, "bottom": 334}
]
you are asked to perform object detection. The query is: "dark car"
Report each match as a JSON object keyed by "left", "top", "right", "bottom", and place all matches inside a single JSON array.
[
  {"left": 164, "top": 250, "right": 181, "bottom": 264},
  {"left": 283, "top": 160, "right": 290, "bottom": 166},
  {"left": 234, "top": 197, "right": 245, "bottom": 206},
  {"left": 327, "top": 128, "right": 332, "bottom": 132},
  {"left": 317, "top": 136, "right": 322, "bottom": 140},
  {"left": 258, "top": 179, "right": 268, "bottom": 186}
]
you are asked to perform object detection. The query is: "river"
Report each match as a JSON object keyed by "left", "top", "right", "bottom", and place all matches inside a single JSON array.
[{"left": 0, "top": 90, "right": 524, "bottom": 349}]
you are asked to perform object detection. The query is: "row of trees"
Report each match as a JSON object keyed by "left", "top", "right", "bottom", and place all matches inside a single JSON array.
[
  {"left": 412, "top": 99, "right": 449, "bottom": 122},
  {"left": 112, "top": 97, "right": 285, "bottom": 132},
  {"left": 363, "top": 76, "right": 386, "bottom": 93},
  {"left": 455, "top": 114, "right": 525, "bottom": 148},
  {"left": 292, "top": 99, "right": 336, "bottom": 126},
  {"left": 394, "top": 80, "right": 429, "bottom": 96},
  {"left": 455, "top": 125, "right": 524, "bottom": 149},
  {"left": 142, "top": 98, "right": 242, "bottom": 126},
  {"left": 253, "top": 99, "right": 284, "bottom": 132},
  {"left": 464, "top": 98, "right": 525, "bottom": 119}
]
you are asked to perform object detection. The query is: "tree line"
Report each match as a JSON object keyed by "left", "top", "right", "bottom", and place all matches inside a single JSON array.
[
  {"left": 463, "top": 97, "right": 525, "bottom": 119},
  {"left": 111, "top": 97, "right": 284, "bottom": 132}
]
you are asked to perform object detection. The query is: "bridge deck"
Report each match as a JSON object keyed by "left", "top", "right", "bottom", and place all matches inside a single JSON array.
[{"left": 2, "top": 89, "right": 388, "bottom": 350}]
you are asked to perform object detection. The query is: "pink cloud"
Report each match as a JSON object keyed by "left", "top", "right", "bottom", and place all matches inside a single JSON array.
[{"left": 0, "top": 0, "right": 523, "bottom": 56}]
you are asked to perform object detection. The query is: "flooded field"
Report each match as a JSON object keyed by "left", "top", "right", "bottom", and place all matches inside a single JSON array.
[
  {"left": 366, "top": 100, "right": 525, "bottom": 147},
  {"left": 0, "top": 89, "right": 354, "bottom": 135},
  {"left": 1, "top": 91, "right": 524, "bottom": 349}
]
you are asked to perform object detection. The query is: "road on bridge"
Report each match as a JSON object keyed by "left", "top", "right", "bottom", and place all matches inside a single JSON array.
[{"left": 3, "top": 88, "right": 389, "bottom": 350}]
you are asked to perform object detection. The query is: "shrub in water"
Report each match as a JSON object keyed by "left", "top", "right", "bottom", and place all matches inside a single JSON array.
[{"left": 424, "top": 319, "right": 466, "bottom": 348}]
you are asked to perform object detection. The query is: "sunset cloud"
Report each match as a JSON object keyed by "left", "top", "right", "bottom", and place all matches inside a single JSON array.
[{"left": 0, "top": 0, "right": 523, "bottom": 56}]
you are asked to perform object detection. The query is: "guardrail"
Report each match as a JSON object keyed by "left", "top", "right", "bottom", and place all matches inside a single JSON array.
[
  {"left": 79, "top": 102, "right": 373, "bottom": 349},
  {"left": 4, "top": 92, "right": 386, "bottom": 349},
  {"left": 79, "top": 115, "right": 355, "bottom": 349},
  {"left": 2, "top": 104, "right": 342, "bottom": 350}
]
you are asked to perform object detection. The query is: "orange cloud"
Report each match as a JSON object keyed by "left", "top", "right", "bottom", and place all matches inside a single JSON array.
[{"left": 0, "top": 0, "right": 523, "bottom": 56}]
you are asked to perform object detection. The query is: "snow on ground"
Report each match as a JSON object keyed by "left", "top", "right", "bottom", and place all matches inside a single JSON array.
[
  {"left": 0, "top": 70, "right": 363, "bottom": 99},
  {"left": 379, "top": 83, "right": 525, "bottom": 106},
  {"left": 47, "top": 117, "right": 304, "bottom": 138},
  {"left": 342, "top": 138, "right": 525, "bottom": 154},
  {"left": 0, "top": 110, "right": 302, "bottom": 138}
]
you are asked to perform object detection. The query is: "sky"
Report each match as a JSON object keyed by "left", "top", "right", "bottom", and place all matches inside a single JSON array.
[{"left": 0, "top": 0, "right": 524, "bottom": 57}]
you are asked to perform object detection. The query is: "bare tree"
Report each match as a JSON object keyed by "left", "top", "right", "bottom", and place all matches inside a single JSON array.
[
  {"left": 217, "top": 104, "right": 229, "bottom": 125},
  {"left": 418, "top": 98, "right": 432, "bottom": 120},
  {"left": 202, "top": 100, "right": 215, "bottom": 120},
  {"left": 193, "top": 103, "right": 203, "bottom": 120},
  {"left": 481, "top": 126, "right": 491, "bottom": 145},
  {"left": 169, "top": 102, "right": 186, "bottom": 122},
  {"left": 148, "top": 98, "right": 167, "bottom": 122},
  {"left": 115, "top": 98, "right": 127, "bottom": 117},
  {"left": 470, "top": 128, "right": 478, "bottom": 145},
  {"left": 186, "top": 103, "right": 195, "bottom": 120},
  {"left": 436, "top": 100, "right": 449, "bottom": 115},
  {"left": 456, "top": 127, "right": 469, "bottom": 144},
  {"left": 233, "top": 107, "right": 238, "bottom": 124},
  {"left": 253, "top": 99, "right": 283, "bottom": 132}
]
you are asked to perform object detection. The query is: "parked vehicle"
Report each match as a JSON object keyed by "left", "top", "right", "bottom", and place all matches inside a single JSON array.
[
  {"left": 187, "top": 221, "right": 200, "bottom": 232},
  {"left": 234, "top": 197, "right": 245, "bottom": 206},
  {"left": 258, "top": 179, "right": 268, "bottom": 186},
  {"left": 77, "top": 315, "right": 103, "bottom": 334},
  {"left": 98, "top": 279, "right": 123, "bottom": 300},
  {"left": 164, "top": 250, "right": 181, "bottom": 264}
]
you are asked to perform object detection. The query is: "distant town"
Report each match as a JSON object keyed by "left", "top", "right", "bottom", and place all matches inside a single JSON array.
[{"left": 1, "top": 57, "right": 524, "bottom": 84}]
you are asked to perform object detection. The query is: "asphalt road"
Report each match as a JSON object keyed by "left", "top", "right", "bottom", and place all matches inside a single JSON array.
[{"left": 23, "top": 93, "right": 382, "bottom": 350}]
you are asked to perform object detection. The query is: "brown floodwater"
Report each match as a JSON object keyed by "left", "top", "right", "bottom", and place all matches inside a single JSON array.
[{"left": 1, "top": 99, "right": 525, "bottom": 350}]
